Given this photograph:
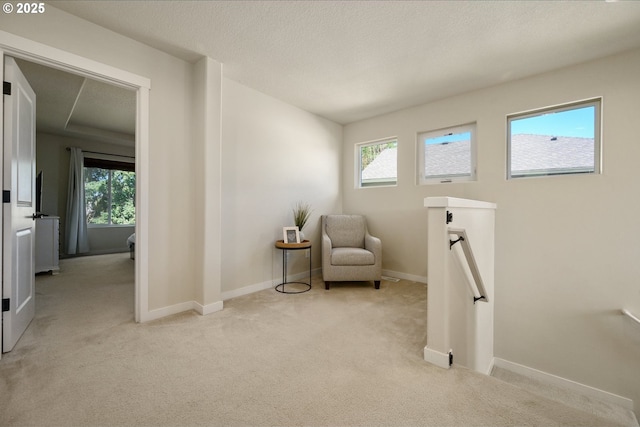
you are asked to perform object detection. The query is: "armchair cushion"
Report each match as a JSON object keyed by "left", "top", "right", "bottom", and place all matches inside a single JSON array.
[{"left": 331, "top": 247, "right": 375, "bottom": 266}]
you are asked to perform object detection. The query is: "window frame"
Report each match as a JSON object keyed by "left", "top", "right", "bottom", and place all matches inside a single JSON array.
[
  {"left": 507, "top": 98, "right": 602, "bottom": 180},
  {"left": 417, "top": 122, "right": 477, "bottom": 185},
  {"left": 355, "top": 137, "right": 398, "bottom": 188}
]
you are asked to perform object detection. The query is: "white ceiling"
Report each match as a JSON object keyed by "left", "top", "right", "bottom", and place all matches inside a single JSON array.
[
  {"left": 39, "top": 1, "right": 640, "bottom": 128},
  {"left": 16, "top": 59, "right": 136, "bottom": 146}
]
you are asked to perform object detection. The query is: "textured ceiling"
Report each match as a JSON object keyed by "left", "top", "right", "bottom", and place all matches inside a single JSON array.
[{"left": 50, "top": 1, "right": 640, "bottom": 125}]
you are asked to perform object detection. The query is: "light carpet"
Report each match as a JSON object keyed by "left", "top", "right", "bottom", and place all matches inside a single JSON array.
[{"left": 0, "top": 253, "right": 634, "bottom": 426}]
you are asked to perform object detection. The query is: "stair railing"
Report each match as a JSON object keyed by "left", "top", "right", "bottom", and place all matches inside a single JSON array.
[
  {"left": 448, "top": 228, "right": 487, "bottom": 303},
  {"left": 622, "top": 308, "right": 640, "bottom": 325}
]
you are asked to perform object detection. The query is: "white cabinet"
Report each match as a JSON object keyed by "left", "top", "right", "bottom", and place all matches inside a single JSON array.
[{"left": 35, "top": 216, "right": 59, "bottom": 274}]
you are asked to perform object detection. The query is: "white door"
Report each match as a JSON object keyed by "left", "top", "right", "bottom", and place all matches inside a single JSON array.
[{"left": 2, "top": 56, "right": 36, "bottom": 352}]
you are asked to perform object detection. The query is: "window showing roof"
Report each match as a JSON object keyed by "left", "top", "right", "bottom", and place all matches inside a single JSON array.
[
  {"left": 361, "top": 146, "right": 397, "bottom": 182},
  {"left": 356, "top": 138, "right": 397, "bottom": 187},
  {"left": 418, "top": 123, "right": 476, "bottom": 184},
  {"left": 510, "top": 134, "right": 595, "bottom": 176},
  {"left": 423, "top": 139, "right": 471, "bottom": 179},
  {"left": 508, "top": 99, "right": 601, "bottom": 179}
]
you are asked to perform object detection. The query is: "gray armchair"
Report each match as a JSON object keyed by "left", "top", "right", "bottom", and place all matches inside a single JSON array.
[{"left": 321, "top": 215, "right": 382, "bottom": 290}]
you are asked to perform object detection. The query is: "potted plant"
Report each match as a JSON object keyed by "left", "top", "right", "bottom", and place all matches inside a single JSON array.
[{"left": 292, "top": 201, "right": 312, "bottom": 241}]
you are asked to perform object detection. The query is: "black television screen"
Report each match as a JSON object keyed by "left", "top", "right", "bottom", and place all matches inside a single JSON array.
[{"left": 35, "top": 170, "right": 42, "bottom": 214}]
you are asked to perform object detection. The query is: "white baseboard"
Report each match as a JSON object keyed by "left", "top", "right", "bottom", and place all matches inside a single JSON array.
[
  {"left": 424, "top": 346, "right": 451, "bottom": 369},
  {"left": 141, "top": 300, "right": 223, "bottom": 322},
  {"left": 141, "top": 269, "right": 323, "bottom": 322},
  {"left": 141, "top": 301, "right": 197, "bottom": 322},
  {"left": 382, "top": 269, "right": 427, "bottom": 284},
  {"left": 221, "top": 268, "right": 322, "bottom": 301},
  {"left": 142, "top": 268, "right": 412, "bottom": 322},
  {"left": 222, "top": 279, "right": 273, "bottom": 301},
  {"left": 492, "top": 357, "right": 634, "bottom": 411},
  {"left": 195, "top": 300, "right": 224, "bottom": 316}
]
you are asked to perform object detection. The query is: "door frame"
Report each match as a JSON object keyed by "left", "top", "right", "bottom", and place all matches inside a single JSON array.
[{"left": 0, "top": 30, "right": 150, "bottom": 337}]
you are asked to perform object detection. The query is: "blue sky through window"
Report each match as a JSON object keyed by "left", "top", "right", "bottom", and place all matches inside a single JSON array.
[
  {"left": 511, "top": 106, "right": 595, "bottom": 138},
  {"left": 425, "top": 131, "right": 471, "bottom": 145}
]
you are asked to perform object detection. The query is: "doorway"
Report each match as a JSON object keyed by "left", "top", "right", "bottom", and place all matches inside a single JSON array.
[{"left": 0, "top": 34, "right": 150, "bottom": 358}]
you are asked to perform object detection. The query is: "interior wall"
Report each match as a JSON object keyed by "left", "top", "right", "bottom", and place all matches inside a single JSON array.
[
  {"left": 192, "top": 56, "right": 223, "bottom": 308},
  {"left": 1, "top": 6, "right": 200, "bottom": 309},
  {"left": 221, "top": 78, "right": 342, "bottom": 294},
  {"left": 35, "top": 132, "right": 134, "bottom": 256},
  {"left": 343, "top": 48, "right": 640, "bottom": 410}
]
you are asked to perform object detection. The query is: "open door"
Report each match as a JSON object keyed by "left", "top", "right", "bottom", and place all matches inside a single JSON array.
[{"left": 2, "top": 56, "right": 36, "bottom": 352}]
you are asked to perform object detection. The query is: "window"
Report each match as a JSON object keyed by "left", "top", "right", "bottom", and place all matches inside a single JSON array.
[
  {"left": 508, "top": 99, "right": 601, "bottom": 179},
  {"left": 417, "top": 123, "right": 476, "bottom": 184},
  {"left": 356, "top": 138, "right": 397, "bottom": 187},
  {"left": 84, "top": 157, "right": 135, "bottom": 225}
]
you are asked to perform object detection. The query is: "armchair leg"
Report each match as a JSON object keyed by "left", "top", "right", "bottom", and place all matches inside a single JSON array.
[
  {"left": 325, "top": 281, "right": 330, "bottom": 290},
  {"left": 374, "top": 280, "right": 380, "bottom": 289}
]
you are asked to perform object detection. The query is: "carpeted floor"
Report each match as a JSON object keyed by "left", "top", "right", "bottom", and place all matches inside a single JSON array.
[{"left": 0, "top": 253, "right": 634, "bottom": 426}]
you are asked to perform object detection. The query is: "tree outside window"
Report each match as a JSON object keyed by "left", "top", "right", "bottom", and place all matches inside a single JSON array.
[
  {"left": 85, "top": 165, "right": 135, "bottom": 225},
  {"left": 357, "top": 138, "right": 398, "bottom": 187}
]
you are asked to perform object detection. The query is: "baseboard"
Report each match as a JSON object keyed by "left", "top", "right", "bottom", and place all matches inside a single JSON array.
[
  {"left": 141, "top": 301, "right": 197, "bottom": 322},
  {"left": 382, "top": 269, "right": 427, "bottom": 284},
  {"left": 141, "top": 300, "right": 223, "bottom": 322},
  {"left": 222, "top": 280, "right": 273, "bottom": 301},
  {"left": 424, "top": 346, "right": 451, "bottom": 369},
  {"left": 221, "top": 268, "right": 419, "bottom": 301},
  {"left": 195, "top": 300, "right": 224, "bottom": 316},
  {"left": 492, "top": 357, "right": 634, "bottom": 411},
  {"left": 221, "top": 268, "right": 322, "bottom": 301},
  {"left": 142, "top": 267, "right": 411, "bottom": 322}
]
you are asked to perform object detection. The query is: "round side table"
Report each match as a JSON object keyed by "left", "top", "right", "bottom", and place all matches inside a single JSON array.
[{"left": 275, "top": 240, "right": 312, "bottom": 294}]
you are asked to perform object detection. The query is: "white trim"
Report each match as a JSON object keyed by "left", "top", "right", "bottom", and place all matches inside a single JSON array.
[
  {"left": 140, "top": 301, "right": 195, "bottom": 323},
  {"left": 222, "top": 268, "right": 322, "bottom": 301},
  {"left": 195, "top": 300, "right": 224, "bottom": 316},
  {"left": 485, "top": 357, "right": 496, "bottom": 376},
  {"left": 492, "top": 357, "right": 634, "bottom": 411},
  {"left": 381, "top": 269, "right": 427, "bottom": 284},
  {"left": 424, "top": 196, "right": 497, "bottom": 210},
  {"left": 424, "top": 346, "right": 451, "bottom": 369},
  {"left": 0, "top": 30, "right": 150, "bottom": 89},
  {"left": 221, "top": 268, "right": 421, "bottom": 303},
  {"left": 134, "top": 87, "right": 149, "bottom": 323},
  {"left": 140, "top": 299, "right": 224, "bottom": 322},
  {"left": 222, "top": 279, "right": 273, "bottom": 301},
  {"left": 0, "top": 30, "right": 151, "bottom": 323},
  {"left": 144, "top": 266, "right": 418, "bottom": 322},
  {"left": 144, "top": 267, "right": 323, "bottom": 321}
]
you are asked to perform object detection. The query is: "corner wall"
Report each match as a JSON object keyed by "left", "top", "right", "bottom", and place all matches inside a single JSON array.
[
  {"left": 343, "top": 49, "right": 640, "bottom": 412},
  {"left": 221, "top": 78, "right": 342, "bottom": 295},
  {"left": 192, "top": 56, "right": 223, "bottom": 312}
]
